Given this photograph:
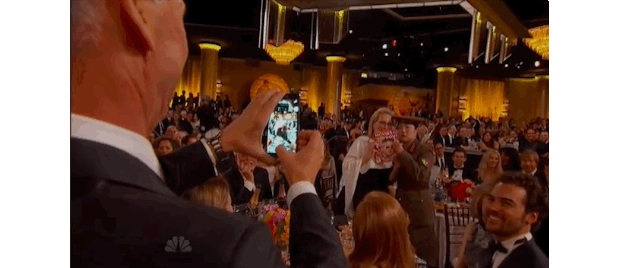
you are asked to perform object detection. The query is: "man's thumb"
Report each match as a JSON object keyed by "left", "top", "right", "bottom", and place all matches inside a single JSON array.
[{"left": 275, "top": 145, "right": 293, "bottom": 163}]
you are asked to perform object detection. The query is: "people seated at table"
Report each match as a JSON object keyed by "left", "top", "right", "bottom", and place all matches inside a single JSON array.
[
  {"left": 453, "top": 126, "right": 470, "bottom": 148},
  {"left": 339, "top": 108, "right": 396, "bottom": 217},
  {"left": 476, "top": 172, "right": 549, "bottom": 268},
  {"left": 348, "top": 191, "right": 418, "bottom": 268},
  {"left": 499, "top": 147, "right": 521, "bottom": 172},
  {"left": 538, "top": 130, "right": 549, "bottom": 157},
  {"left": 446, "top": 125, "right": 457, "bottom": 147},
  {"left": 477, "top": 149, "right": 503, "bottom": 185},
  {"left": 225, "top": 153, "right": 273, "bottom": 206},
  {"left": 181, "top": 176, "right": 233, "bottom": 213},
  {"left": 446, "top": 147, "right": 477, "bottom": 185}
]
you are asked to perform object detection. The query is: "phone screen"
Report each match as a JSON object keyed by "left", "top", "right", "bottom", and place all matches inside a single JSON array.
[{"left": 265, "top": 94, "right": 299, "bottom": 155}]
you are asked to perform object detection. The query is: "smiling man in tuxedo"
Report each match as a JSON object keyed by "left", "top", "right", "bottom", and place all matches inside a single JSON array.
[
  {"left": 479, "top": 173, "right": 549, "bottom": 268},
  {"left": 70, "top": 0, "right": 346, "bottom": 267}
]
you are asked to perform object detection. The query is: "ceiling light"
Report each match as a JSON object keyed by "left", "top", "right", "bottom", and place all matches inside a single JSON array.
[
  {"left": 420, "top": 42, "right": 424, "bottom": 46},
  {"left": 534, "top": 61, "right": 541, "bottom": 67},
  {"left": 476, "top": 65, "right": 479, "bottom": 68},
  {"left": 444, "top": 47, "right": 449, "bottom": 52},
  {"left": 404, "top": 68, "right": 408, "bottom": 72},
  {"left": 382, "top": 44, "right": 388, "bottom": 49},
  {"left": 385, "top": 53, "right": 389, "bottom": 56},
  {"left": 361, "top": 73, "right": 368, "bottom": 78},
  {"left": 392, "top": 40, "right": 397, "bottom": 47},
  {"left": 504, "top": 64, "right": 509, "bottom": 68},
  {"left": 398, "top": 53, "right": 401, "bottom": 57},
  {"left": 349, "top": 30, "right": 353, "bottom": 34},
  {"left": 520, "top": 61, "right": 524, "bottom": 65}
]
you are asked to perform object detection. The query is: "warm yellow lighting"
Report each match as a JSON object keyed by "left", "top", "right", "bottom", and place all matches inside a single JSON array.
[
  {"left": 361, "top": 73, "right": 368, "bottom": 78},
  {"left": 326, "top": 56, "right": 346, "bottom": 62},
  {"left": 523, "top": 25, "right": 549, "bottom": 60},
  {"left": 437, "top": 67, "right": 457, "bottom": 73},
  {"left": 265, "top": 40, "right": 304, "bottom": 65},
  {"left": 199, "top": 43, "right": 221, "bottom": 51}
]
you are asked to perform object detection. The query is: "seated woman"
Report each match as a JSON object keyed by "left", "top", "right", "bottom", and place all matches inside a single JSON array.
[
  {"left": 154, "top": 137, "right": 178, "bottom": 156},
  {"left": 476, "top": 149, "right": 503, "bottom": 185},
  {"left": 348, "top": 191, "right": 418, "bottom": 268},
  {"left": 181, "top": 176, "right": 233, "bottom": 213},
  {"left": 478, "top": 132, "right": 499, "bottom": 152}
]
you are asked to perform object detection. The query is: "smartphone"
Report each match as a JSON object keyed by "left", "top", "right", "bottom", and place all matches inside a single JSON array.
[{"left": 263, "top": 94, "right": 300, "bottom": 156}]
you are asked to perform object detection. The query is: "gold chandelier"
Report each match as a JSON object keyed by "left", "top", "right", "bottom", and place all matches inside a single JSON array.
[
  {"left": 523, "top": 25, "right": 549, "bottom": 60},
  {"left": 265, "top": 40, "right": 304, "bottom": 65}
]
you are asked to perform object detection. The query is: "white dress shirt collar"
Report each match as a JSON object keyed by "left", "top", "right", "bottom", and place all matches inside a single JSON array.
[{"left": 71, "top": 114, "right": 164, "bottom": 180}]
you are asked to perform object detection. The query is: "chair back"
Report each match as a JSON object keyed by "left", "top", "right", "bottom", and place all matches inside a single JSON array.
[
  {"left": 321, "top": 175, "right": 337, "bottom": 211},
  {"left": 442, "top": 203, "right": 475, "bottom": 267}
]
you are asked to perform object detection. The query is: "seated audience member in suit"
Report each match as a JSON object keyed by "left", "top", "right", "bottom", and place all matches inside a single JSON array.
[
  {"left": 70, "top": 1, "right": 346, "bottom": 265},
  {"left": 181, "top": 176, "right": 233, "bottom": 213},
  {"left": 225, "top": 153, "right": 273, "bottom": 206},
  {"left": 162, "top": 109, "right": 174, "bottom": 129},
  {"left": 433, "top": 125, "right": 449, "bottom": 147},
  {"left": 477, "top": 149, "right": 503, "bottom": 186},
  {"left": 519, "top": 128, "right": 542, "bottom": 153},
  {"left": 173, "top": 131, "right": 187, "bottom": 148},
  {"left": 165, "top": 125, "right": 178, "bottom": 138},
  {"left": 154, "top": 137, "right": 179, "bottom": 156},
  {"left": 446, "top": 125, "right": 457, "bottom": 147},
  {"left": 453, "top": 126, "right": 470, "bottom": 148},
  {"left": 473, "top": 172, "right": 549, "bottom": 268},
  {"left": 499, "top": 147, "right": 521, "bottom": 172},
  {"left": 538, "top": 131, "right": 549, "bottom": 157},
  {"left": 520, "top": 150, "right": 548, "bottom": 193},
  {"left": 433, "top": 141, "right": 452, "bottom": 170},
  {"left": 348, "top": 191, "right": 420, "bottom": 268},
  {"left": 446, "top": 147, "right": 477, "bottom": 184},
  {"left": 178, "top": 110, "right": 194, "bottom": 134}
]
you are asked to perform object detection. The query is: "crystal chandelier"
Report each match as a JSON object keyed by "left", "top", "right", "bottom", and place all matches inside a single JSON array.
[
  {"left": 523, "top": 25, "right": 549, "bottom": 60},
  {"left": 265, "top": 40, "right": 304, "bottom": 65}
]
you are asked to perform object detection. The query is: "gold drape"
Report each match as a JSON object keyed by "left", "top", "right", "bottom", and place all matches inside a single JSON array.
[
  {"left": 459, "top": 78, "right": 506, "bottom": 121},
  {"left": 174, "top": 57, "right": 202, "bottom": 97}
]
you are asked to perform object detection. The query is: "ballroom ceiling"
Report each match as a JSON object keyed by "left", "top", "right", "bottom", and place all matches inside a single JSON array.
[{"left": 183, "top": 0, "right": 549, "bottom": 87}]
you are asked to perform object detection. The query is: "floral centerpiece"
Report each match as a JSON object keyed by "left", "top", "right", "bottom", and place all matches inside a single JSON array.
[{"left": 262, "top": 206, "right": 291, "bottom": 247}]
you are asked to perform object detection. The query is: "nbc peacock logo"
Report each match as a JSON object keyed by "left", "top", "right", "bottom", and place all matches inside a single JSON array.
[{"left": 165, "top": 236, "right": 192, "bottom": 253}]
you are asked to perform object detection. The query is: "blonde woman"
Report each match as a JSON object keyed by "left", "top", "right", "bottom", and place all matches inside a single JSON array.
[
  {"left": 338, "top": 108, "right": 395, "bottom": 217},
  {"left": 181, "top": 176, "right": 233, "bottom": 213},
  {"left": 476, "top": 149, "right": 503, "bottom": 185},
  {"left": 348, "top": 191, "right": 417, "bottom": 268}
]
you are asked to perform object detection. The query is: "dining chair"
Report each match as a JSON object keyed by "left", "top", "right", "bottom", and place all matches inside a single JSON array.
[{"left": 443, "top": 203, "right": 475, "bottom": 268}]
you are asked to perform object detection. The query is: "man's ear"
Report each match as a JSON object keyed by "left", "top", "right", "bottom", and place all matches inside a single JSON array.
[
  {"left": 119, "top": 0, "right": 156, "bottom": 55},
  {"left": 525, "top": 211, "right": 539, "bottom": 226}
]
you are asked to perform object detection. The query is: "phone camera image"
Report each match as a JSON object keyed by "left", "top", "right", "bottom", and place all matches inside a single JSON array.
[{"left": 266, "top": 97, "right": 299, "bottom": 154}]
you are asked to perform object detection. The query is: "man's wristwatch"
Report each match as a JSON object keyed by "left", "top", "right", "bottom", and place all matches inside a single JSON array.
[{"left": 205, "top": 131, "right": 233, "bottom": 174}]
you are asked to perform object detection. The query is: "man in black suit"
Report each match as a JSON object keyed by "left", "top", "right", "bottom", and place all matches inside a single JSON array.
[
  {"left": 520, "top": 150, "right": 548, "bottom": 193},
  {"left": 446, "top": 125, "right": 457, "bottom": 147},
  {"left": 225, "top": 153, "right": 273, "bottom": 206},
  {"left": 538, "top": 131, "right": 549, "bottom": 157},
  {"left": 446, "top": 147, "right": 478, "bottom": 184},
  {"left": 519, "top": 128, "right": 542, "bottom": 153},
  {"left": 318, "top": 103, "right": 325, "bottom": 118},
  {"left": 70, "top": 1, "right": 346, "bottom": 267},
  {"left": 477, "top": 172, "right": 549, "bottom": 268},
  {"left": 432, "top": 142, "right": 452, "bottom": 170},
  {"left": 162, "top": 110, "right": 174, "bottom": 129},
  {"left": 178, "top": 110, "right": 194, "bottom": 134},
  {"left": 433, "top": 126, "right": 448, "bottom": 147},
  {"left": 453, "top": 126, "right": 471, "bottom": 148}
]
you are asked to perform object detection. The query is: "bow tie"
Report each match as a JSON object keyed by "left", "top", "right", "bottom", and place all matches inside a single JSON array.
[
  {"left": 488, "top": 241, "right": 508, "bottom": 254},
  {"left": 454, "top": 167, "right": 464, "bottom": 170}
]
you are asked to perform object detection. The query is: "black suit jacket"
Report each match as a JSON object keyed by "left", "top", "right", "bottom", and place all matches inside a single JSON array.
[
  {"left": 434, "top": 135, "right": 447, "bottom": 147},
  {"left": 433, "top": 155, "right": 452, "bottom": 170},
  {"left": 496, "top": 239, "right": 549, "bottom": 268},
  {"left": 71, "top": 138, "right": 346, "bottom": 268},
  {"left": 445, "top": 134, "right": 457, "bottom": 147},
  {"left": 448, "top": 165, "right": 478, "bottom": 184},
  {"left": 178, "top": 119, "right": 194, "bottom": 134}
]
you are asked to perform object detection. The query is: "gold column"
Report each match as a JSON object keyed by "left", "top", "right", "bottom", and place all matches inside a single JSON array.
[
  {"left": 199, "top": 43, "right": 221, "bottom": 102},
  {"left": 436, "top": 67, "right": 457, "bottom": 117},
  {"left": 537, "top": 75, "right": 549, "bottom": 119},
  {"left": 326, "top": 56, "right": 346, "bottom": 121},
  {"left": 274, "top": 2, "right": 286, "bottom": 46}
]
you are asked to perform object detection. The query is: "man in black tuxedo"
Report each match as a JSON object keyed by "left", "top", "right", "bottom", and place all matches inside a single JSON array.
[
  {"left": 178, "top": 110, "right": 194, "bottom": 134},
  {"left": 520, "top": 150, "right": 548, "bottom": 193},
  {"left": 453, "top": 126, "right": 471, "bottom": 148},
  {"left": 432, "top": 142, "right": 452, "bottom": 170},
  {"left": 433, "top": 126, "right": 448, "bottom": 147},
  {"left": 446, "top": 147, "right": 478, "bottom": 184},
  {"left": 477, "top": 172, "right": 549, "bottom": 268},
  {"left": 538, "top": 131, "right": 549, "bottom": 157},
  {"left": 162, "top": 110, "right": 174, "bottom": 129},
  {"left": 445, "top": 125, "right": 457, "bottom": 147},
  {"left": 70, "top": 1, "right": 346, "bottom": 267},
  {"left": 224, "top": 153, "right": 273, "bottom": 206},
  {"left": 519, "top": 128, "right": 542, "bottom": 153}
]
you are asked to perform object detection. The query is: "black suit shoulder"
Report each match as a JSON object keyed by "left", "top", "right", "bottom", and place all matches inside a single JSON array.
[{"left": 498, "top": 240, "right": 549, "bottom": 268}]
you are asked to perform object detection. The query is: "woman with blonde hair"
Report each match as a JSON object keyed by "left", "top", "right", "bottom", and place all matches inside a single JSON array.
[
  {"left": 348, "top": 191, "right": 417, "bottom": 268},
  {"left": 476, "top": 149, "right": 503, "bottom": 185},
  {"left": 181, "top": 176, "right": 233, "bottom": 213},
  {"left": 338, "top": 107, "right": 396, "bottom": 217}
]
